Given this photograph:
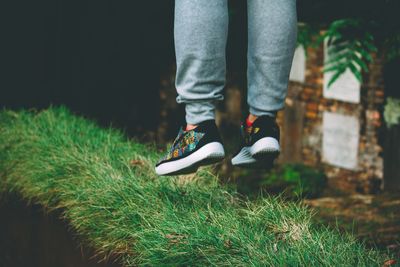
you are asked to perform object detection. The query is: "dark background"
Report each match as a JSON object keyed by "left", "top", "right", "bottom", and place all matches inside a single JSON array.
[
  {"left": 1, "top": 0, "right": 399, "bottom": 136},
  {"left": 2, "top": 0, "right": 176, "bottom": 134}
]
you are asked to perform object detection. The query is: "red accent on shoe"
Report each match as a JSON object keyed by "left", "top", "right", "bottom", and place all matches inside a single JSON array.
[{"left": 245, "top": 117, "right": 254, "bottom": 127}]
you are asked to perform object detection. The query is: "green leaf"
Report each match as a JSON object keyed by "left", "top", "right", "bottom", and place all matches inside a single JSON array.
[
  {"left": 352, "top": 54, "right": 369, "bottom": 72},
  {"left": 348, "top": 62, "right": 363, "bottom": 82},
  {"left": 327, "top": 69, "right": 346, "bottom": 88}
]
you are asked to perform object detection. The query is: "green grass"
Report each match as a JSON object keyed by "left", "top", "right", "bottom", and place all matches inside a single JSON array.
[{"left": 0, "top": 107, "right": 390, "bottom": 266}]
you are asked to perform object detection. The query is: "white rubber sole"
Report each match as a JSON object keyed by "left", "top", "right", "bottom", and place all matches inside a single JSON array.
[
  {"left": 155, "top": 142, "right": 225, "bottom": 176},
  {"left": 231, "top": 137, "right": 280, "bottom": 167},
  {"left": 250, "top": 137, "right": 280, "bottom": 157}
]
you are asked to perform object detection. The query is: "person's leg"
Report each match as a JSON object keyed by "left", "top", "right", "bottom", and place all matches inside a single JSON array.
[
  {"left": 231, "top": 0, "right": 298, "bottom": 167},
  {"left": 247, "top": 0, "right": 298, "bottom": 120},
  {"left": 174, "top": 0, "right": 229, "bottom": 126},
  {"left": 155, "top": 1, "right": 228, "bottom": 175}
]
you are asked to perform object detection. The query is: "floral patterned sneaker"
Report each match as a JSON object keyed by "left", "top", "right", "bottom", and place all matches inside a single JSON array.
[
  {"left": 231, "top": 115, "right": 280, "bottom": 168},
  {"left": 155, "top": 120, "right": 225, "bottom": 176}
]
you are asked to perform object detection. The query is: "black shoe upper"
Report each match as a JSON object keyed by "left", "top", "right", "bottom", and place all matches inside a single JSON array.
[
  {"left": 238, "top": 115, "right": 280, "bottom": 148},
  {"left": 156, "top": 120, "right": 223, "bottom": 167}
]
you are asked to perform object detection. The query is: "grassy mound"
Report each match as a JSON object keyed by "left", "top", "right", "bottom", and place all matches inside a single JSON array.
[{"left": 0, "top": 107, "right": 388, "bottom": 266}]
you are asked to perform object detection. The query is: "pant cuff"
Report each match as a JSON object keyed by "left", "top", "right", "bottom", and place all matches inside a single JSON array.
[
  {"left": 249, "top": 106, "right": 279, "bottom": 118},
  {"left": 185, "top": 101, "right": 216, "bottom": 125}
]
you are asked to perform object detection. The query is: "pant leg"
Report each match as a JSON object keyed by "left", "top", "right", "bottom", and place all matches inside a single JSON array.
[
  {"left": 174, "top": 0, "right": 229, "bottom": 125},
  {"left": 247, "top": 0, "right": 298, "bottom": 117}
]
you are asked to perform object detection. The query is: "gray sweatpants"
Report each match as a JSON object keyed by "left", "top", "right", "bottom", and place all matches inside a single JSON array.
[{"left": 174, "top": 0, "right": 298, "bottom": 125}]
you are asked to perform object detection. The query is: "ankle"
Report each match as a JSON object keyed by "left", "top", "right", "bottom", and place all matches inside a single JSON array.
[
  {"left": 185, "top": 124, "right": 198, "bottom": 131},
  {"left": 246, "top": 114, "right": 258, "bottom": 127},
  {"left": 247, "top": 114, "right": 258, "bottom": 123}
]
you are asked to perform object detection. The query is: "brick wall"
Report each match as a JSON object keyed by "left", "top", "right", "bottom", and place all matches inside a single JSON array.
[{"left": 278, "top": 31, "right": 385, "bottom": 194}]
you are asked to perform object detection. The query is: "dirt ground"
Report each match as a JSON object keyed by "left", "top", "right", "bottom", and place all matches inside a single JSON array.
[{"left": 305, "top": 193, "right": 400, "bottom": 258}]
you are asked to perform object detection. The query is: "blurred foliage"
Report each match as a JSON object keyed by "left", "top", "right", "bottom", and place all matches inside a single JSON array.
[
  {"left": 260, "top": 164, "right": 327, "bottom": 199},
  {"left": 296, "top": 23, "right": 321, "bottom": 57},
  {"left": 295, "top": 0, "right": 400, "bottom": 88},
  {"left": 319, "top": 19, "right": 378, "bottom": 87},
  {"left": 384, "top": 97, "right": 400, "bottom": 128}
]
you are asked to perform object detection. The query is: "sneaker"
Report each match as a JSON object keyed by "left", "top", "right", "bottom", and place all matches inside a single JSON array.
[
  {"left": 155, "top": 120, "right": 225, "bottom": 176},
  {"left": 231, "top": 115, "right": 280, "bottom": 167}
]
